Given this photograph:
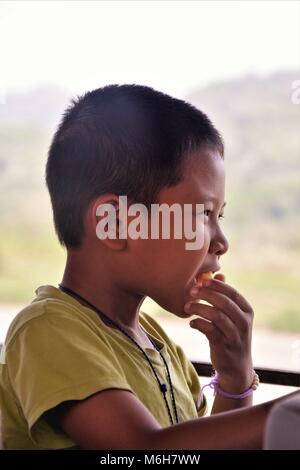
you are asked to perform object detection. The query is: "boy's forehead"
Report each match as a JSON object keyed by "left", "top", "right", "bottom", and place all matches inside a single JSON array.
[{"left": 159, "top": 150, "right": 225, "bottom": 205}]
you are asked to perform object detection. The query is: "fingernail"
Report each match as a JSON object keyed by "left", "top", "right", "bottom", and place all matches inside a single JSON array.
[
  {"left": 190, "top": 287, "right": 199, "bottom": 297},
  {"left": 184, "top": 302, "right": 192, "bottom": 312},
  {"left": 190, "top": 320, "right": 196, "bottom": 327}
]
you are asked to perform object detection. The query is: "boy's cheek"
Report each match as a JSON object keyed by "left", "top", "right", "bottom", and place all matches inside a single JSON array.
[
  {"left": 136, "top": 236, "right": 207, "bottom": 313},
  {"left": 153, "top": 277, "right": 197, "bottom": 319}
]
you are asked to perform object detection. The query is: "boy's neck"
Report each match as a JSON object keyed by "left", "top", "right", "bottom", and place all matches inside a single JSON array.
[{"left": 61, "top": 252, "right": 145, "bottom": 335}]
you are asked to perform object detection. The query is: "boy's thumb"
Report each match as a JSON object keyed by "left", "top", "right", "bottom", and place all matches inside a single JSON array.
[{"left": 213, "top": 273, "right": 226, "bottom": 282}]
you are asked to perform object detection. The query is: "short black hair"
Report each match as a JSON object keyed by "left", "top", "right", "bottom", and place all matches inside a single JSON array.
[{"left": 46, "top": 84, "right": 224, "bottom": 248}]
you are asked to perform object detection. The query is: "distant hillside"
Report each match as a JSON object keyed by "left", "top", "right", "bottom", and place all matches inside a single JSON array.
[
  {"left": 0, "top": 85, "right": 70, "bottom": 229},
  {"left": 0, "top": 85, "right": 70, "bottom": 130}
]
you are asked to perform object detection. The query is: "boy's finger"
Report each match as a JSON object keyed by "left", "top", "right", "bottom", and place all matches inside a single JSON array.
[
  {"left": 187, "top": 303, "right": 240, "bottom": 343},
  {"left": 189, "top": 317, "right": 223, "bottom": 344},
  {"left": 187, "top": 288, "right": 250, "bottom": 331},
  {"left": 200, "top": 278, "right": 253, "bottom": 314},
  {"left": 213, "top": 273, "right": 226, "bottom": 282}
]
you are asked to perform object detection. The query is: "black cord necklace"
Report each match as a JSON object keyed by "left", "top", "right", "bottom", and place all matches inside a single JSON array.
[{"left": 58, "top": 283, "right": 179, "bottom": 425}]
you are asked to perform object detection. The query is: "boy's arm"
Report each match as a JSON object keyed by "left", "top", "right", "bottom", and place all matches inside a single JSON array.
[
  {"left": 211, "top": 390, "right": 252, "bottom": 414},
  {"left": 58, "top": 387, "right": 300, "bottom": 450},
  {"left": 210, "top": 373, "right": 253, "bottom": 413}
]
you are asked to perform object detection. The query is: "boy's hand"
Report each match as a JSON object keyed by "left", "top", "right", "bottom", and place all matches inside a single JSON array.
[{"left": 184, "top": 275, "right": 254, "bottom": 393}]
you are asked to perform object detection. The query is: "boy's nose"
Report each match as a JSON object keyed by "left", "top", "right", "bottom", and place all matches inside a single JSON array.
[{"left": 210, "top": 230, "right": 229, "bottom": 257}]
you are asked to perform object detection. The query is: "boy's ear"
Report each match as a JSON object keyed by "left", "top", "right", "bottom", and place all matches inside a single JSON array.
[{"left": 88, "top": 195, "right": 127, "bottom": 251}]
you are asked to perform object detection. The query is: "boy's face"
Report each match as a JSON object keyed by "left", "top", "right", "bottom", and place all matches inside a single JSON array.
[{"left": 129, "top": 148, "right": 228, "bottom": 318}]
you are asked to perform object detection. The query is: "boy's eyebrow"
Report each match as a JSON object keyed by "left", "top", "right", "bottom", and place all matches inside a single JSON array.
[{"left": 199, "top": 199, "right": 227, "bottom": 208}]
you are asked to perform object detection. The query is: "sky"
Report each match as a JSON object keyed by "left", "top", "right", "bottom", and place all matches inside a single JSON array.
[{"left": 0, "top": 0, "right": 299, "bottom": 100}]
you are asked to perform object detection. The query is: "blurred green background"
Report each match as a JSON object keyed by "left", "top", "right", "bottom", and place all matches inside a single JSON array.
[{"left": 0, "top": 71, "right": 299, "bottom": 332}]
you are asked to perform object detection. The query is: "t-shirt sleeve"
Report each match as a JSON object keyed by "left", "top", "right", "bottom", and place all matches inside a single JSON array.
[
  {"left": 6, "top": 308, "right": 132, "bottom": 448},
  {"left": 175, "top": 344, "right": 208, "bottom": 417}
]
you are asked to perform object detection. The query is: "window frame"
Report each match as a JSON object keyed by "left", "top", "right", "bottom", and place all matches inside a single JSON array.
[{"left": 191, "top": 361, "right": 300, "bottom": 387}]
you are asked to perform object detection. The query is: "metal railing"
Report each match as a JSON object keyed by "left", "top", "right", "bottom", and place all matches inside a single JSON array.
[{"left": 192, "top": 361, "right": 300, "bottom": 387}]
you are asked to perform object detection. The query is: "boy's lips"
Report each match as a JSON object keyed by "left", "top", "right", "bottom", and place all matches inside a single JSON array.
[
  {"left": 194, "top": 265, "right": 220, "bottom": 283},
  {"left": 195, "top": 265, "right": 220, "bottom": 277}
]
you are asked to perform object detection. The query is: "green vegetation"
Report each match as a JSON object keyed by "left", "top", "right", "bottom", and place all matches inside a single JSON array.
[{"left": 0, "top": 73, "right": 299, "bottom": 331}]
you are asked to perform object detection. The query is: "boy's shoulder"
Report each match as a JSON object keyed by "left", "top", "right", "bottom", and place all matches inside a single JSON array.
[
  {"left": 4, "top": 299, "right": 46, "bottom": 349},
  {"left": 4, "top": 285, "right": 87, "bottom": 349}
]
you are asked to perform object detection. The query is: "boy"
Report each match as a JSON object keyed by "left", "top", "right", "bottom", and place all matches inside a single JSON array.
[{"left": 0, "top": 84, "right": 298, "bottom": 449}]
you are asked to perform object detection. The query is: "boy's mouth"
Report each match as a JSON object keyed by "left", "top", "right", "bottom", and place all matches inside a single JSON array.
[{"left": 194, "top": 266, "right": 220, "bottom": 284}]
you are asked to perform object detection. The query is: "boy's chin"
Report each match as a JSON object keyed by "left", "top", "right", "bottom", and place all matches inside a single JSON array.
[
  {"left": 152, "top": 281, "right": 196, "bottom": 319},
  {"left": 159, "top": 299, "right": 194, "bottom": 319},
  {"left": 171, "top": 310, "right": 193, "bottom": 319}
]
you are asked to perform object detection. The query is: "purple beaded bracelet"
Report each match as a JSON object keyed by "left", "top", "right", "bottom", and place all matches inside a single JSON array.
[{"left": 197, "top": 371, "right": 259, "bottom": 408}]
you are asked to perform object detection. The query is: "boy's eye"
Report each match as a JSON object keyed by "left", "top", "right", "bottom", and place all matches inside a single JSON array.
[
  {"left": 196, "top": 210, "right": 225, "bottom": 219},
  {"left": 204, "top": 210, "right": 211, "bottom": 217},
  {"left": 197, "top": 209, "right": 212, "bottom": 217}
]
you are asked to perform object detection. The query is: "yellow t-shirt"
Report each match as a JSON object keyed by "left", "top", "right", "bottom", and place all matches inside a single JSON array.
[{"left": 0, "top": 285, "right": 207, "bottom": 449}]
